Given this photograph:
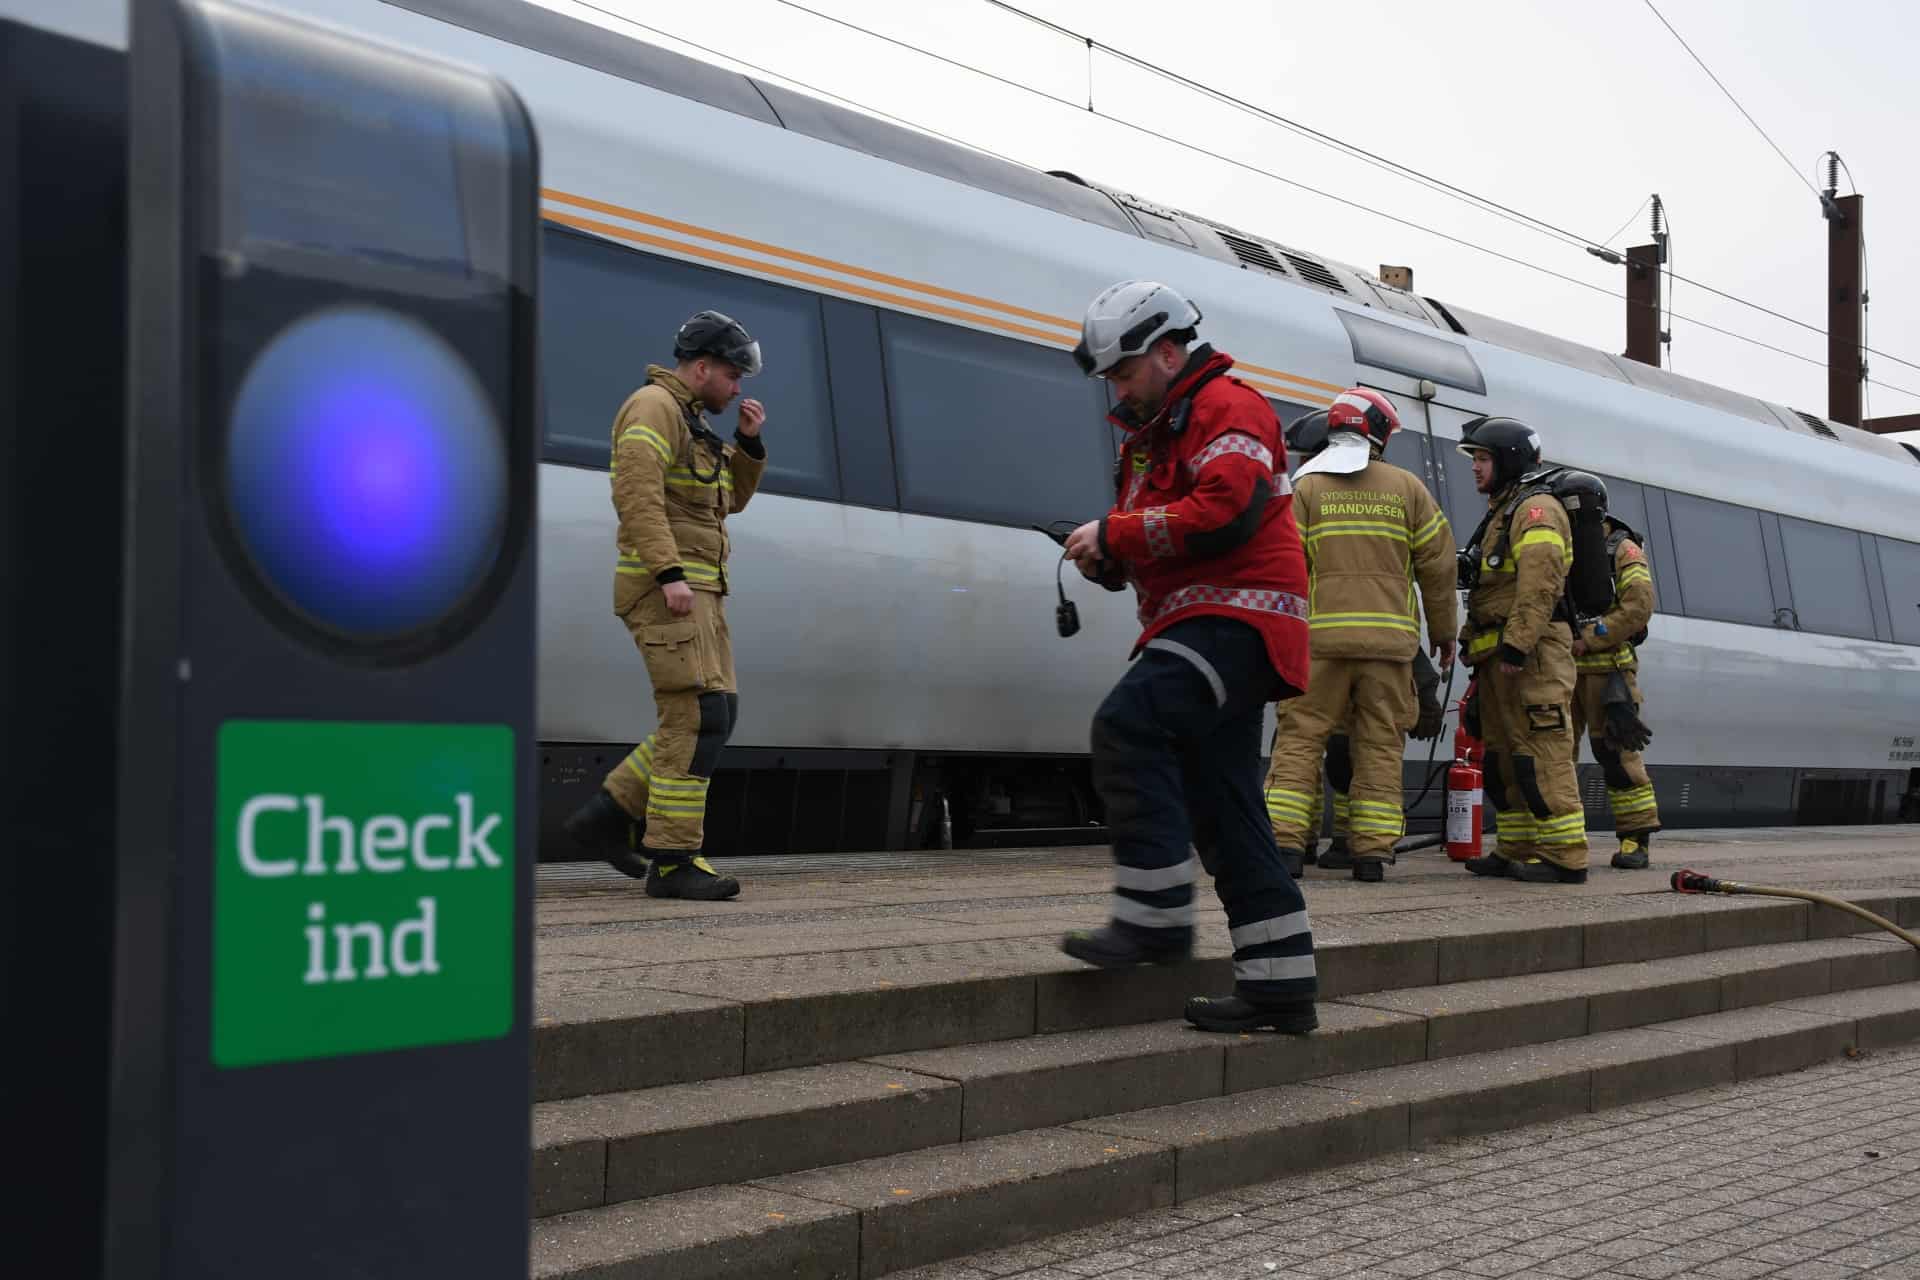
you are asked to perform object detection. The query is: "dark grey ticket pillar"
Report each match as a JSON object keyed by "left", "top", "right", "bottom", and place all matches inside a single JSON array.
[{"left": 107, "top": 2, "right": 539, "bottom": 1275}]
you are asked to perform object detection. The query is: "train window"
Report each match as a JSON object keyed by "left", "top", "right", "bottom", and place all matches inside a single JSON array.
[
  {"left": 1439, "top": 446, "right": 1487, "bottom": 535},
  {"left": 1336, "top": 310, "right": 1486, "bottom": 396},
  {"left": 1876, "top": 537, "right": 1920, "bottom": 645},
  {"left": 878, "top": 312, "right": 1110, "bottom": 527},
  {"left": 1778, "top": 518, "right": 1876, "bottom": 639},
  {"left": 537, "top": 227, "right": 840, "bottom": 500},
  {"left": 1382, "top": 426, "right": 1431, "bottom": 492},
  {"left": 1592, "top": 474, "right": 1648, "bottom": 540},
  {"left": 1663, "top": 493, "right": 1775, "bottom": 627}
]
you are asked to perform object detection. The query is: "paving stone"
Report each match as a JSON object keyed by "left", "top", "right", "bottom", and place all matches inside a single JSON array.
[
  {"left": 530, "top": 1184, "right": 858, "bottom": 1279},
  {"left": 1580, "top": 903, "right": 1706, "bottom": 967},
  {"left": 871, "top": 1021, "right": 1223, "bottom": 1139},
  {"left": 755, "top": 1128, "right": 1175, "bottom": 1279}
]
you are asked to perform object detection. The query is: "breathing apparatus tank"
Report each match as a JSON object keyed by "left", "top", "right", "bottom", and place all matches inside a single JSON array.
[{"left": 1550, "top": 469, "right": 1613, "bottom": 617}]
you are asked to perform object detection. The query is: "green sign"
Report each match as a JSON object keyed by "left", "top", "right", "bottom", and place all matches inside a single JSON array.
[{"left": 213, "top": 720, "right": 515, "bottom": 1068}]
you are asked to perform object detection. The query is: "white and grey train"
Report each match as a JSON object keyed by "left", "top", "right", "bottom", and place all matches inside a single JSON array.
[{"left": 25, "top": 0, "right": 1920, "bottom": 854}]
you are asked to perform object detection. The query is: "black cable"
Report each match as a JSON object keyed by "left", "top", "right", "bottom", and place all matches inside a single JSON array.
[
  {"left": 1601, "top": 197, "right": 1653, "bottom": 250},
  {"left": 1640, "top": 0, "right": 1820, "bottom": 198}
]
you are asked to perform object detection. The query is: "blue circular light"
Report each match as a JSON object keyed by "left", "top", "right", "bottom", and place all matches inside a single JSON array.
[{"left": 225, "top": 305, "right": 507, "bottom": 640}]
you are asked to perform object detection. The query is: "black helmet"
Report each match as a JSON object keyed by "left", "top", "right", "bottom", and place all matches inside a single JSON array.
[
  {"left": 1457, "top": 416, "right": 1542, "bottom": 489},
  {"left": 1285, "top": 409, "right": 1332, "bottom": 460},
  {"left": 674, "top": 310, "right": 762, "bottom": 376}
]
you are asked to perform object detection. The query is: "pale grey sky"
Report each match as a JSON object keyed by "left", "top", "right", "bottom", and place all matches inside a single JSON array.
[{"left": 539, "top": 0, "right": 1920, "bottom": 440}]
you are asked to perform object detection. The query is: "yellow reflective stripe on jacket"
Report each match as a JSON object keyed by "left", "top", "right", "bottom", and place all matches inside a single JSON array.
[
  {"left": 1409, "top": 511, "right": 1447, "bottom": 549},
  {"left": 615, "top": 556, "right": 724, "bottom": 582},
  {"left": 666, "top": 465, "right": 734, "bottom": 491},
  {"left": 1515, "top": 526, "right": 1573, "bottom": 564},
  {"left": 1467, "top": 629, "right": 1505, "bottom": 656},
  {"left": 1576, "top": 650, "right": 1635, "bottom": 672},
  {"left": 620, "top": 424, "right": 673, "bottom": 463},
  {"left": 1618, "top": 566, "right": 1652, "bottom": 589},
  {"left": 1309, "top": 611, "right": 1420, "bottom": 634},
  {"left": 1304, "top": 519, "right": 1410, "bottom": 543}
]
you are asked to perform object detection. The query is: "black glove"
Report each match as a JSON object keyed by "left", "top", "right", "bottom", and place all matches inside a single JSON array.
[
  {"left": 1460, "top": 680, "right": 1482, "bottom": 741},
  {"left": 1410, "top": 672, "right": 1445, "bottom": 741},
  {"left": 1601, "top": 671, "right": 1653, "bottom": 753}
]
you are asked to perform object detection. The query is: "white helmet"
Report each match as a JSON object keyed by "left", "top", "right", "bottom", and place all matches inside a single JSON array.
[{"left": 1072, "top": 280, "right": 1203, "bottom": 377}]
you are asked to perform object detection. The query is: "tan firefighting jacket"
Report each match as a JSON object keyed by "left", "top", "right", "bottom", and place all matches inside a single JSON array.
[
  {"left": 609, "top": 365, "right": 766, "bottom": 615},
  {"left": 1575, "top": 535, "right": 1655, "bottom": 674},
  {"left": 1460, "top": 483, "right": 1573, "bottom": 665},
  {"left": 1293, "top": 458, "right": 1457, "bottom": 661}
]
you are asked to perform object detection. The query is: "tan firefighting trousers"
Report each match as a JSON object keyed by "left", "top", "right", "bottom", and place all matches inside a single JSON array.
[
  {"left": 1479, "top": 623, "right": 1588, "bottom": 870},
  {"left": 601, "top": 588, "right": 738, "bottom": 852},
  {"left": 1263, "top": 709, "right": 1352, "bottom": 850},
  {"left": 1572, "top": 670, "right": 1660, "bottom": 837},
  {"left": 1263, "top": 658, "right": 1413, "bottom": 860}
]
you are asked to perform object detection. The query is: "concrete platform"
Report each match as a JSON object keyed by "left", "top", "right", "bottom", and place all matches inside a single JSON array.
[{"left": 529, "top": 825, "right": 1920, "bottom": 1279}]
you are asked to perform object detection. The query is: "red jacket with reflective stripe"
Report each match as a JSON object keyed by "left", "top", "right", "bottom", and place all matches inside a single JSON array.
[{"left": 1098, "top": 347, "right": 1311, "bottom": 696}]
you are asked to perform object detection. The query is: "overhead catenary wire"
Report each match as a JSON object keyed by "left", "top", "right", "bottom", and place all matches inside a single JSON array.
[
  {"left": 977, "top": 0, "right": 1920, "bottom": 383},
  {"left": 562, "top": 0, "right": 1920, "bottom": 406},
  {"left": 1640, "top": 0, "right": 1820, "bottom": 198}
]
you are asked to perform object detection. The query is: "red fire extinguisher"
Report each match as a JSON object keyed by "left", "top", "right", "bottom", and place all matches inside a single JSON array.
[{"left": 1446, "top": 683, "right": 1484, "bottom": 862}]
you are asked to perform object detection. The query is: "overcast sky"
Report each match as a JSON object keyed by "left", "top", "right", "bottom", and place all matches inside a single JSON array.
[{"left": 536, "top": 0, "right": 1920, "bottom": 441}]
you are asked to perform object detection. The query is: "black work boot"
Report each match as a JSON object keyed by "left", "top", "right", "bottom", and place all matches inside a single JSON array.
[
  {"left": 1317, "top": 840, "right": 1355, "bottom": 871},
  {"left": 1061, "top": 924, "right": 1192, "bottom": 969},
  {"left": 644, "top": 854, "right": 741, "bottom": 900},
  {"left": 1510, "top": 857, "right": 1588, "bottom": 885},
  {"left": 1184, "top": 994, "right": 1318, "bottom": 1034},
  {"left": 1278, "top": 846, "right": 1306, "bottom": 880},
  {"left": 565, "top": 790, "right": 650, "bottom": 879},
  {"left": 1352, "top": 858, "right": 1385, "bottom": 883},
  {"left": 1464, "top": 853, "right": 1515, "bottom": 878},
  {"left": 1612, "top": 832, "right": 1653, "bottom": 870}
]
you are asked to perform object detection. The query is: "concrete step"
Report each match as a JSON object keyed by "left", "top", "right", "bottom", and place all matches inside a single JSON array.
[
  {"left": 533, "top": 888, "right": 1920, "bottom": 1100},
  {"left": 529, "top": 980, "right": 1920, "bottom": 1278},
  {"left": 529, "top": 933, "right": 1917, "bottom": 1219}
]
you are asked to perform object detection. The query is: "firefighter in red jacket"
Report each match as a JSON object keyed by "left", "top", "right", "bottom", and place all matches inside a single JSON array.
[{"left": 1059, "top": 280, "right": 1318, "bottom": 1035}]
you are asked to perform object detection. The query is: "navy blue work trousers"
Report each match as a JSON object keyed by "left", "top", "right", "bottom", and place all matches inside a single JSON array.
[{"left": 1091, "top": 615, "right": 1317, "bottom": 1004}]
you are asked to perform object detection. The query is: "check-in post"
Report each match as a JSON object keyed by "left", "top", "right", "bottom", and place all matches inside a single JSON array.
[{"left": 108, "top": 2, "right": 538, "bottom": 1274}]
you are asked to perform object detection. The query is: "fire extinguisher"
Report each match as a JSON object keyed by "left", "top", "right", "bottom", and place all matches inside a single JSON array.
[{"left": 1445, "top": 683, "right": 1484, "bottom": 862}]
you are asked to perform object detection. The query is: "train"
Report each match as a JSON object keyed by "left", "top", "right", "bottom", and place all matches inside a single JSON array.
[{"left": 15, "top": 0, "right": 1920, "bottom": 855}]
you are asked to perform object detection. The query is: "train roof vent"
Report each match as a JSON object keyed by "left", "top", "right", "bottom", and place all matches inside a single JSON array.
[
  {"left": 1792, "top": 408, "right": 1842, "bottom": 440},
  {"left": 1281, "top": 250, "right": 1348, "bottom": 294},
  {"left": 1217, "top": 229, "right": 1289, "bottom": 275}
]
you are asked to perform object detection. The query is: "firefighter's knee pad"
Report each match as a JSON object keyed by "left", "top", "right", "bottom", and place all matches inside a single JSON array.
[
  {"left": 1591, "top": 737, "right": 1634, "bottom": 790},
  {"left": 690, "top": 691, "right": 732, "bottom": 778},
  {"left": 1511, "top": 754, "right": 1552, "bottom": 819},
  {"left": 1325, "top": 734, "right": 1353, "bottom": 793}
]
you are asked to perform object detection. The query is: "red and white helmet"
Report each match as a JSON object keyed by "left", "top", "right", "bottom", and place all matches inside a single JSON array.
[{"left": 1326, "top": 387, "right": 1399, "bottom": 449}]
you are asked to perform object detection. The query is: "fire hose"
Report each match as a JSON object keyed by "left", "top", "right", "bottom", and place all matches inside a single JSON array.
[{"left": 1671, "top": 868, "right": 1920, "bottom": 952}]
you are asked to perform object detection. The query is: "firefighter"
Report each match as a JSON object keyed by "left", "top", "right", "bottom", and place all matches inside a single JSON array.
[
  {"left": 1571, "top": 514, "right": 1659, "bottom": 868},
  {"left": 1059, "top": 280, "right": 1318, "bottom": 1035},
  {"left": 562, "top": 311, "right": 768, "bottom": 899},
  {"left": 1455, "top": 417, "right": 1590, "bottom": 882},
  {"left": 1262, "top": 389, "right": 1457, "bottom": 882}
]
